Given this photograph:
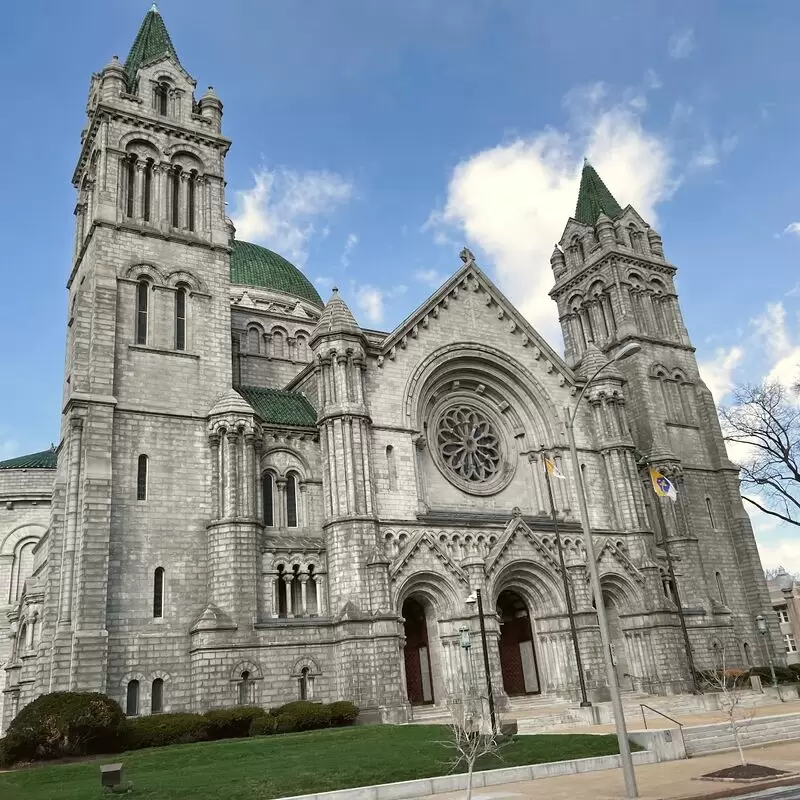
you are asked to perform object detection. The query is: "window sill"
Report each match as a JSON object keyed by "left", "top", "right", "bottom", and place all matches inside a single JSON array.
[
  {"left": 129, "top": 344, "right": 200, "bottom": 360},
  {"left": 665, "top": 421, "right": 700, "bottom": 430}
]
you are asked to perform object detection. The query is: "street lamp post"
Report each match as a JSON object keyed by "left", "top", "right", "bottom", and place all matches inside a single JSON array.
[
  {"left": 564, "top": 340, "right": 641, "bottom": 800},
  {"left": 756, "top": 614, "right": 778, "bottom": 689},
  {"left": 465, "top": 589, "right": 497, "bottom": 735}
]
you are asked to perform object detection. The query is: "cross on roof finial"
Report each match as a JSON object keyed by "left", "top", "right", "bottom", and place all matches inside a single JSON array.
[
  {"left": 151, "top": 2, "right": 159, "bottom": 13},
  {"left": 583, "top": 156, "right": 590, "bottom": 167}
]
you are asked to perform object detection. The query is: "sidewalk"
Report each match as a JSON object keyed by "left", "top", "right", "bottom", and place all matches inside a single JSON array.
[{"left": 416, "top": 741, "right": 800, "bottom": 800}]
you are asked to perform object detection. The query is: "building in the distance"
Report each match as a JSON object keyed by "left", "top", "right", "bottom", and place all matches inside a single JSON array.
[
  {"left": 767, "top": 571, "right": 800, "bottom": 666},
  {"left": 0, "top": 7, "right": 784, "bottom": 731}
]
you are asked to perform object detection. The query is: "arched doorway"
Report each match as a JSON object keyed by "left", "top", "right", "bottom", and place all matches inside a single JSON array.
[
  {"left": 603, "top": 592, "right": 633, "bottom": 691},
  {"left": 497, "top": 590, "right": 540, "bottom": 696},
  {"left": 402, "top": 597, "right": 435, "bottom": 705}
]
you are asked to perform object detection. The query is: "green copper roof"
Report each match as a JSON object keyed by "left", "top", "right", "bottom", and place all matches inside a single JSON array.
[
  {"left": 0, "top": 448, "right": 57, "bottom": 470},
  {"left": 230, "top": 240, "right": 324, "bottom": 309},
  {"left": 124, "top": 6, "right": 181, "bottom": 89},
  {"left": 236, "top": 386, "right": 318, "bottom": 428},
  {"left": 574, "top": 160, "right": 624, "bottom": 226}
]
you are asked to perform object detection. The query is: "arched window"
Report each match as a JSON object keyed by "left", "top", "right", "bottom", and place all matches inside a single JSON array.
[
  {"left": 151, "top": 678, "right": 164, "bottom": 714},
  {"left": 188, "top": 171, "right": 197, "bottom": 232},
  {"left": 137, "top": 454, "right": 148, "bottom": 501},
  {"left": 262, "top": 473, "right": 274, "bottom": 526},
  {"left": 125, "top": 155, "right": 137, "bottom": 218},
  {"left": 143, "top": 159, "right": 153, "bottom": 222},
  {"left": 286, "top": 474, "right": 298, "bottom": 528},
  {"left": 136, "top": 279, "right": 149, "bottom": 345},
  {"left": 296, "top": 334, "right": 308, "bottom": 361},
  {"left": 386, "top": 445, "right": 397, "bottom": 490},
  {"left": 238, "top": 671, "right": 252, "bottom": 706},
  {"left": 276, "top": 564, "right": 287, "bottom": 617},
  {"left": 299, "top": 667, "right": 313, "bottom": 700},
  {"left": 272, "top": 330, "right": 285, "bottom": 359},
  {"left": 155, "top": 82, "right": 169, "bottom": 116},
  {"left": 153, "top": 567, "right": 164, "bottom": 618},
  {"left": 175, "top": 287, "right": 187, "bottom": 351},
  {"left": 743, "top": 642, "right": 753, "bottom": 666},
  {"left": 126, "top": 680, "right": 140, "bottom": 716},
  {"left": 170, "top": 167, "right": 181, "bottom": 228},
  {"left": 715, "top": 571, "right": 726, "bottom": 605},
  {"left": 706, "top": 498, "right": 716, "bottom": 529}
]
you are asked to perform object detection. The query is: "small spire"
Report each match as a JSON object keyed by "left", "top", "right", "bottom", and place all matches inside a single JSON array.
[
  {"left": 574, "top": 160, "right": 623, "bottom": 226},
  {"left": 583, "top": 156, "right": 590, "bottom": 166},
  {"left": 332, "top": 286, "right": 339, "bottom": 294},
  {"left": 151, "top": 2, "right": 159, "bottom": 13}
]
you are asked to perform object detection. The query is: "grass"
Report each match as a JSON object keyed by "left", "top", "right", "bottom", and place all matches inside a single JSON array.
[{"left": 0, "top": 725, "right": 636, "bottom": 800}]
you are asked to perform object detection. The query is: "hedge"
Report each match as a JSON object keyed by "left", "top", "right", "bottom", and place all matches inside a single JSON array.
[
  {"left": 328, "top": 701, "right": 359, "bottom": 727},
  {"left": 1, "top": 691, "right": 125, "bottom": 766},
  {"left": 249, "top": 714, "right": 277, "bottom": 737},
  {"left": 123, "top": 713, "right": 211, "bottom": 750},
  {"left": 273, "top": 701, "right": 332, "bottom": 733},
  {"left": 204, "top": 706, "right": 268, "bottom": 740}
]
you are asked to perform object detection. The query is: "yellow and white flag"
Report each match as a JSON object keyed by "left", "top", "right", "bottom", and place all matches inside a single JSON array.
[
  {"left": 544, "top": 458, "right": 567, "bottom": 480},
  {"left": 650, "top": 468, "right": 678, "bottom": 501}
]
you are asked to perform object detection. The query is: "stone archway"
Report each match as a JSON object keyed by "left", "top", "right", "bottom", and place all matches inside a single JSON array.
[
  {"left": 402, "top": 597, "right": 435, "bottom": 705},
  {"left": 497, "top": 589, "right": 540, "bottom": 696},
  {"left": 603, "top": 589, "right": 633, "bottom": 691}
]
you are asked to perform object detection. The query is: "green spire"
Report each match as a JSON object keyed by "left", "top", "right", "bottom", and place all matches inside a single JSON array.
[
  {"left": 574, "top": 159, "right": 624, "bottom": 226},
  {"left": 123, "top": 5, "right": 181, "bottom": 89}
]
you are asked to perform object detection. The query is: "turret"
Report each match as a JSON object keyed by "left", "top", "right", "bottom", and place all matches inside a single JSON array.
[
  {"left": 100, "top": 56, "right": 126, "bottom": 101},
  {"left": 198, "top": 86, "right": 223, "bottom": 133}
]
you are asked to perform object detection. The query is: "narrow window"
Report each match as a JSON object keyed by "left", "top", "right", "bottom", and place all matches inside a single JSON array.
[
  {"left": 743, "top": 642, "right": 752, "bottom": 666},
  {"left": 126, "top": 680, "right": 140, "bottom": 716},
  {"left": 136, "top": 280, "right": 149, "bottom": 345},
  {"left": 137, "top": 454, "right": 148, "bottom": 501},
  {"left": 175, "top": 287, "right": 186, "bottom": 351},
  {"left": 715, "top": 571, "right": 726, "bottom": 605},
  {"left": 262, "top": 473, "right": 274, "bottom": 526},
  {"left": 188, "top": 172, "right": 196, "bottom": 232},
  {"left": 786, "top": 634, "right": 798, "bottom": 653},
  {"left": 299, "top": 667, "right": 310, "bottom": 700},
  {"left": 276, "top": 565, "right": 287, "bottom": 616},
  {"left": 125, "top": 156, "right": 137, "bottom": 218},
  {"left": 706, "top": 498, "right": 716, "bottom": 529},
  {"left": 248, "top": 327, "right": 261, "bottom": 354},
  {"left": 153, "top": 567, "right": 164, "bottom": 618},
  {"left": 238, "top": 671, "right": 251, "bottom": 705},
  {"left": 151, "top": 678, "right": 164, "bottom": 713},
  {"left": 286, "top": 474, "right": 298, "bottom": 528},
  {"left": 778, "top": 608, "right": 790, "bottom": 624},
  {"left": 143, "top": 160, "right": 153, "bottom": 222},
  {"left": 272, "top": 331, "right": 285, "bottom": 359},
  {"left": 155, "top": 82, "right": 169, "bottom": 115},
  {"left": 386, "top": 445, "right": 397, "bottom": 490},
  {"left": 171, "top": 168, "right": 181, "bottom": 227}
]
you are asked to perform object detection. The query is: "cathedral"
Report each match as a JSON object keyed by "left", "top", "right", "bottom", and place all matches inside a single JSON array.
[{"left": 0, "top": 8, "right": 782, "bottom": 732}]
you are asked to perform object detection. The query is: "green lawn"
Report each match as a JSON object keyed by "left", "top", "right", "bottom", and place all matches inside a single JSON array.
[{"left": 0, "top": 725, "right": 635, "bottom": 800}]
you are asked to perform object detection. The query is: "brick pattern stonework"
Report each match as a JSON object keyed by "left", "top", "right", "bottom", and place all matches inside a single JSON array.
[{"left": 0, "top": 12, "right": 782, "bottom": 733}]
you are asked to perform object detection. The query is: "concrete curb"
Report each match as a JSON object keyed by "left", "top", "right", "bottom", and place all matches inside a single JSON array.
[
  {"left": 674, "top": 775, "right": 800, "bottom": 800},
  {"left": 277, "top": 750, "right": 658, "bottom": 800}
]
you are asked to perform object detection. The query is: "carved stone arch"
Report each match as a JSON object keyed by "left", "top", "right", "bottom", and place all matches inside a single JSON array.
[
  {"left": 627, "top": 271, "right": 645, "bottom": 289},
  {"left": 1, "top": 523, "right": 46, "bottom": 556},
  {"left": 650, "top": 277, "right": 667, "bottom": 295},
  {"left": 164, "top": 269, "right": 207, "bottom": 294},
  {"left": 260, "top": 446, "right": 311, "bottom": 481},
  {"left": 490, "top": 559, "right": 566, "bottom": 617},
  {"left": 150, "top": 670, "right": 172, "bottom": 682},
  {"left": 403, "top": 342, "right": 562, "bottom": 448},
  {"left": 164, "top": 141, "right": 204, "bottom": 162},
  {"left": 650, "top": 363, "right": 669, "bottom": 379},
  {"left": 119, "top": 130, "right": 163, "bottom": 153},
  {"left": 168, "top": 147, "right": 206, "bottom": 175},
  {"left": 122, "top": 261, "right": 168, "bottom": 285},
  {"left": 291, "top": 656, "right": 322, "bottom": 677},
  {"left": 672, "top": 368, "right": 689, "bottom": 383},
  {"left": 567, "top": 292, "right": 584, "bottom": 311},
  {"left": 394, "top": 570, "right": 462, "bottom": 617},
  {"left": 120, "top": 670, "right": 148, "bottom": 687},
  {"left": 588, "top": 280, "right": 606, "bottom": 298},
  {"left": 600, "top": 572, "right": 642, "bottom": 614},
  {"left": 230, "top": 659, "right": 263, "bottom": 681}
]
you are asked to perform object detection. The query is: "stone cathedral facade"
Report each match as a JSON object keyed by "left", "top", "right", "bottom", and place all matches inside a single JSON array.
[{"left": 0, "top": 9, "right": 782, "bottom": 731}]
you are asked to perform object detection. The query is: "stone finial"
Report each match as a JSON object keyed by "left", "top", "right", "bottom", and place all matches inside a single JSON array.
[
  {"left": 459, "top": 247, "right": 475, "bottom": 266},
  {"left": 550, "top": 245, "right": 566, "bottom": 277},
  {"left": 311, "top": 288, "right": 360, "bottom": 340}
]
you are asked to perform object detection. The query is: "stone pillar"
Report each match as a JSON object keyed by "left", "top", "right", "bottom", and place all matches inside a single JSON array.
[
  {"left": 315, "top": 574, "right": 326, "bottom": 616},
  {"left": 283, "top": 573, "right": 294, "bottom": 618},
  {"left": 209, "top": 433, "right": 221, "bottom": 520},
  {"left": 226, "top": 432, "right": 238, "bottom": 519},
  {"left": 300, "top": 574, "right": 309, "bottom": 616},
  {"left": 58, "top": 417, "right": 83, "bottom": 625}
]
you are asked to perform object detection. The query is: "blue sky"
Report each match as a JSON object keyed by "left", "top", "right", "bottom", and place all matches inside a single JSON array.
[{"left": 2, "top": 1, "right": 800, "bottom": 568}]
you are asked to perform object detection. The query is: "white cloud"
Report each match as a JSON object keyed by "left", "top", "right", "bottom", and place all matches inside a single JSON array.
[
  {"left": 427, "top": 83, "right": 675, "bottom": 342},
  {"left": 413, "top": 268, "right": 447, "bottom": 288},
  {"left": 757, "top": 536, "right": 800, "bottom": 575},
  {"left": 784, "top": 222, "right": 800, "bottom": 237},
  {"left": 231, "top": 167, "right": 353, "bottom": 265},
  {"left": 668, "top": 29, "right": 695, "bottom": 60},
  {"left": 751, "top": 302, "right": 800, "bottom": 389},
  {"left": 340, "top": 233, "right": 359, "bottom": 268},
  {"left": 352, "top": 284, "right": 407, "bottom": 326},
  {"left": 698, "top": 345, "right": 744, "bottom": 404}
]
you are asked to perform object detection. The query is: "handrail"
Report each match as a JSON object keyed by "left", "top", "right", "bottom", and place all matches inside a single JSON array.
[{"left": 640, "top": 703, "right": 683, "bottom": 731}]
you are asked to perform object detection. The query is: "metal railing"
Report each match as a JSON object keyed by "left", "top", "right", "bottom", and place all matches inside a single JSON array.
[{"left": 639, "top": 703, "right": 683, "bottom": 731}]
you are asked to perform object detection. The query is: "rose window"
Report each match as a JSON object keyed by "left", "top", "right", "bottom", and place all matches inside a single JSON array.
[{"left": 436, "top": 406, "right": 502, "bottom": 484}]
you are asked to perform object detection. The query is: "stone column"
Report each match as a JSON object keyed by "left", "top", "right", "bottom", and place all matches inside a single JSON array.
[
  {"left": 276, "top": 479, "right": 287, "bottom": 527},
  {"left": 272, "top": 576, "right": 280, "bottom": 618},
  {"left": 153, "top": 165, "right": 164, "bottom": 228},
  {"left": 226, "top": 432, "right": 238, "bottom": 519},
  {"left": 283, "top": 573, "right": 294, "bottom": 618},
  {"left": 315, "top": 574, "right": 326, "bottom": 616},
  {"left": 134, "top": 161, "right": 146, "bottom": 223},
  {"left": 58, "top": 417, "right": 83, "bottom": 625},
  {"left": 299, "top": 574, "right": 309, "bottom": 616},
  {"left": 209, "top": 434, "right": 221, "bottom": 520},
  {"left": 180, "top": 172, "right": 189, "bottom": 230},
  {"left": 243, "top": 434, "right": 255, "bottom": 518}
]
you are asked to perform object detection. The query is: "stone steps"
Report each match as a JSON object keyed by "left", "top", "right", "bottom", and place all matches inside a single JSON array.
[{"left": 681, "top": 712, "right": 800, "bottom": 756}]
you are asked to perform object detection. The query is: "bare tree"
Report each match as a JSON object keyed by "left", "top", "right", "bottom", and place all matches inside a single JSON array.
[
  {"left": 440, "top": 693, "right": 503, "bottom": 800},
  {"left": 704, "top": 647, "right": 756, "bottom": 766},
  {"left": 719, "top": 381, "right": 800, "bottom": 528}
]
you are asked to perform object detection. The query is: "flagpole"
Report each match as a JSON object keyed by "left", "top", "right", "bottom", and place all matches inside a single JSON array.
[
  {"left": 543, "top": 458, "right": 591, "bottom": 707},
  {"left": 649, "top": 475, "right": 701, "bottom": 694}
]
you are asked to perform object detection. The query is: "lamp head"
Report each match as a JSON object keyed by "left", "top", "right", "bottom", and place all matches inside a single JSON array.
[
  {"left": 612, "top": 342, "right": 642, "bottom": 362},
  {"left": 465, "top": 592, "right": 477, "bottom": 605},
  {"left": 775, "top": 567, "right": 794, "bottom": 594},
  {"left": 756, "top": 614, "right": 767, "bottom": 634}
]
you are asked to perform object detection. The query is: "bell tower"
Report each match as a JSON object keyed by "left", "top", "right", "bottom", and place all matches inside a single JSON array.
[
  {"left": 39, "top": 5, "right": 234, "bottom": 697},
  {"left": 549, "top": 161, "right": 781, "bottom": 669}
]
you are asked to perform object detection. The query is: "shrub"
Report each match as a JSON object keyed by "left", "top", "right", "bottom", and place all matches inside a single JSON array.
[
  {"left": 123, "top": 713, "right": 210, "bottom": 750},
  {"left": 204, "top": 706, "right": 267, "bottom": 740},
  {"left": 327, "top": 701, "right": 359, "bottom": 727},
  {"left": 748, "top": 665, "right": 797, "bottom": 684},
  {"left": 273, "top": 701, "right": 331, "bottom": 733},
  {"left": 249, "top": 714, "right": 277, "bottom": 737},
  {"left": 3, "top": 691, "right": 125, "bottom": 764}
]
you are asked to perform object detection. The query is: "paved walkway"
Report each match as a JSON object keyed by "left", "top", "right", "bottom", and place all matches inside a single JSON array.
[{"left": 416, "top": 741, "right": 800, "bottom": 800}]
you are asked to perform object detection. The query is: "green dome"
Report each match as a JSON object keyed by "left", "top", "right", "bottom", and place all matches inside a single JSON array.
[{"left": 230, "top": 240, "right": 324, "bottom": 309}]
